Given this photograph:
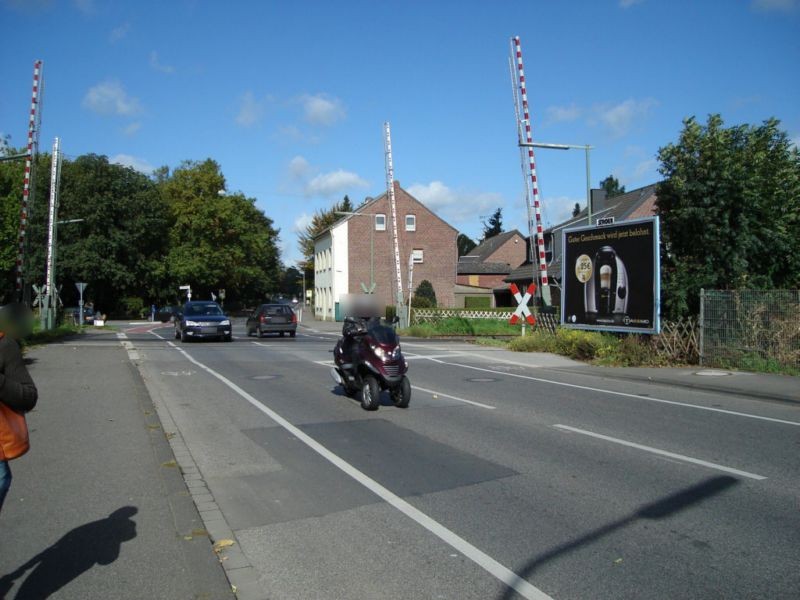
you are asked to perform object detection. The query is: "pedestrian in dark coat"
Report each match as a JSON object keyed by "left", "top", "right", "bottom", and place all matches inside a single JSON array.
[{"left": 0, "top": 304, "right": 38, "bottom": 513}]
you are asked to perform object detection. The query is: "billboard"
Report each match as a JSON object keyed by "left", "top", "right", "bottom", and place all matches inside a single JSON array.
[{"left": 561, "top": 217, "right": 660, "bottom": 334}]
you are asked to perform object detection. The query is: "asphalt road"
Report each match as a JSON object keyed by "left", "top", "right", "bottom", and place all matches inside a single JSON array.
[{"left": 120, "top": 319, "right": 799, "bottom": 600}]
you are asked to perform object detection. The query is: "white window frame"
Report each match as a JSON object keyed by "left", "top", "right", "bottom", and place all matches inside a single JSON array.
[
  {"left": 405, "top": 214, "right": 416, "bottom": 232},
  {"left": 412, "top": 248, "right": 424, "bottom": 264},
  {"left": 375, "top": 214, "right": 386, "bottom": 231}
]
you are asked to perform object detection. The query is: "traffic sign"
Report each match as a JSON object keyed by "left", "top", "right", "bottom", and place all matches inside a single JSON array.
[{"left": 509, "top": 283, "right": 537, "bottom": 326}]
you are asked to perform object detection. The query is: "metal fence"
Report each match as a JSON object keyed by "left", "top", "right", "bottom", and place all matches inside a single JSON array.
[{"left": 700, "top": 289, "right": 800, "bottom": 371}]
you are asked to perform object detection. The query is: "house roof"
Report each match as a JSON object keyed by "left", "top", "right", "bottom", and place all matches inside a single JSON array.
[
  {"left": 457, "top": 261, "right": 513, "bottom": 275},
  {"left": 462, "top": 230, "right": 523, "bottom": 262}
]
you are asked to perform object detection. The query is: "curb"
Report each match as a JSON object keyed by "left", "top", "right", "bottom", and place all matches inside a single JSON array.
[{"left": 125, "top": 335, "right": 267, "bottom": 600}]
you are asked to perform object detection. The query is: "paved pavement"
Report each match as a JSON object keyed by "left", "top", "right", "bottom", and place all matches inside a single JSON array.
[
  {"left": 299, "top": 311, "right": 799, "bottom": 404},
  {"left": 0, "top": 333, "right": 234, "bottom": 599}
]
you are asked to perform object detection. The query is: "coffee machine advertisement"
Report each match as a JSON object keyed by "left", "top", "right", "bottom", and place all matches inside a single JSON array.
[{"left": 561, "top": 216, "right": 660, "bottom": 334}]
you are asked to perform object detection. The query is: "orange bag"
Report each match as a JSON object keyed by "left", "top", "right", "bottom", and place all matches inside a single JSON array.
[{"left": 0, "top": 401, "right": 30, "bottom": 460}]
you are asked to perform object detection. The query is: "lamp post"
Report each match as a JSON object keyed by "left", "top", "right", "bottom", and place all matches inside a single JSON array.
[
  {"left": 335, "top": 211, "right": 378, "bottom": 293},
  {"left": 519, "top": 142, "right": 593, "bottom": 223}
]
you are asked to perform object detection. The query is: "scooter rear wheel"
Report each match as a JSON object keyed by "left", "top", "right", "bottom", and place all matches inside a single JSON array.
[
  {"left": 360, "top": 375, "right": 380, "bottom": 411},
  {"left": 391, "top": 376, "right": 411, "bottom": 408}
]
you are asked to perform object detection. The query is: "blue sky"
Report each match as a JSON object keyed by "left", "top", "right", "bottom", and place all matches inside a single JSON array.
[{"left": 2, "top": 0, "right": 798, "bottom": 267}]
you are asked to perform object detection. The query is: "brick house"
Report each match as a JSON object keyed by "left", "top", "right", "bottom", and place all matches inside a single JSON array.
[
  {"left": 313, "top": 181, "right": 458, "bottom": 320},
  {"left": 456, "top": 230, "right": 527, "bottom": 307}
]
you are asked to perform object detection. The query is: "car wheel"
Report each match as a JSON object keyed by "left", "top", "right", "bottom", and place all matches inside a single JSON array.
[
  {"left": 360, "top": 375, "right": 380, "bottom": 411},
  {"left": 174, "top": 328, "right": 180, "bottom": 340},
  {"left": 391, "top": 376, "right": 411, "bottom": 408},
  {"left": 180, "top": 330, "right": 188, "bottom": 343},
  {"left": 225, "top": 334, "right": 232, "bottom": 342},
  {"left": 290, "top": 330, "right": 296, "bottom": 338},
  {"left": 279, "top": 331, "right": 285, "bottom": 337},
  {"left": 258, "top": 327, "right": 265, "bottom": 338}
]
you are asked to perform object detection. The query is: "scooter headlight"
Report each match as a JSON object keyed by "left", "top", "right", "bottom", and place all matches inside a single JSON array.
[{"left": 371, "top": 343, "right": 387, "bottom": 361}]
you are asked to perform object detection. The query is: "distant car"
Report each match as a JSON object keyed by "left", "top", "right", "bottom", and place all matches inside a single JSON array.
[
  {"left": 156, "top": 305, "right": 180, "bottom": 323},
  {"left": 65, "top": 306, "right": 95, "bottom": 325},
  {"left": 245, "top": 303, "right": 297, "bottom": 338},
  {"left": 174, "top": 301, "right": 232, "bottom": 342}
]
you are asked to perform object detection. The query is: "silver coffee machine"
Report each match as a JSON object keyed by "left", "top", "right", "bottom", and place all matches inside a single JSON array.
[{"left": 585, "top": 245, "right": 628, "bottom": 324}]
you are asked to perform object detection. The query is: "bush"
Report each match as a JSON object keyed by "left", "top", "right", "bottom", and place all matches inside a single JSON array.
[
  {"left": 465, "top": 296, "right": 491, "bottom": 308},
  {"left": 118, "top": 296, "right": 145, "bottom": 318},
  {"left": 411, "top": 296, "right": 434, "bottom": 308},
  {"left": 413, "top": 280, "right": 437, "bottom": 307}
]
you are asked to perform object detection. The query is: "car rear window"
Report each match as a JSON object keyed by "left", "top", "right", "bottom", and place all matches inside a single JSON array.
[{"left": 264, "top": 305, "right": 290, "bottom": 316}]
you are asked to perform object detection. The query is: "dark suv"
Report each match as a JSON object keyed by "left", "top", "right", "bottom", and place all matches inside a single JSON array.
[{"left": 174, "top": 301, "right": 232, "bottom": 342}]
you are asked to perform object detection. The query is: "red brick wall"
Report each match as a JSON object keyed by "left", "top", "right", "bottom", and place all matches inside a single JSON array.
[
  {"left": 485, "top": 232, "right": 527, "bottom": 268},
  {"left": 347, "top": 182, "right": 457, "bottom": 309}
]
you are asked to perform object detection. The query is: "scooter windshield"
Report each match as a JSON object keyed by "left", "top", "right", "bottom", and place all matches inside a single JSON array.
[{"left": 368, "top": 323, "right": 398, "bottom": 345}]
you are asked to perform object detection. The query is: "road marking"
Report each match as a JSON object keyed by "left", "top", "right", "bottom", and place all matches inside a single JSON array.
[
  {"left": 553, "top": 424, "right": 767, "bottom": 480},
  {"left": 427, "top": 358, "right": 800, "bottom": 427},
  {"left": 116, "top": 332, "right": 127, "bottom": 340},
  {"left": 412, "top": 385, "right": 496, "bottom": 410},
  {"left": 120, "top": 340, "right": 139, "bottom": 361},
  {"left": 405, "top": 352, "right": 471, "bottom": 361},
  {"left": 165, "top": 341, "right": 550, "bottom": 600}
]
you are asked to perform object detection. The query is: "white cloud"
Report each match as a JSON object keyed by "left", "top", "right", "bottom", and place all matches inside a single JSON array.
[
  {"left": 300, "top": 93, "right": 345, "bottom": 126},
  {"left": 631, "top": 158, "right": 658, "bottom": 181},
  {"left": 288, "top": 155, "right": 311, "bottom": 179},
  {"left": 149, "top": 51, "right": 175, "bottom": 74},
  {"left": 122, "top": 121, "right": 141, "bottom": 136},
  {"left": 751, "top": 0, "right": 797, "bottom": 12},
  {"left": 73, "top": 0, "right": 93, "bottom": 14},
  {"left": 407, "top": 181, "right": 502, "bottom": 228},
  {"left": 545, "top": 103, "right": 582, "bottom": 123},
  {"left": 109, "top": 22, "right": 130, "bottom": 43},
  {"left": 110, "top": 154, "right": 154, "bottom": 174},
  {"left": 293, "top": 213, "right": 313, "bottom": 233},
  {"left": 594, "top": 98, "right": 657, "bottom": 137},
  {"left": 541, "top": 195, "right": 585, "bottom": 229},
  {"left": 82, "top": 81, "right": 142, "bottom": 117},
  {"left": 305, "top": 170, "right": 368, "bottom": 197},
  {"left": 235, "top": 91, "right": 265, "bottom": 127}
]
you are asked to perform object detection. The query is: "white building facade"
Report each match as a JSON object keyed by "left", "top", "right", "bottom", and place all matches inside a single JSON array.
[{"left": 313, "top": 220, "right": 349, "bottom": 321}]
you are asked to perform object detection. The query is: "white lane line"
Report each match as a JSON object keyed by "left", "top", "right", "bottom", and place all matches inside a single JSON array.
[
  {"left": 412, "top": 385, "right": 496, "bottom": 410},
  {"left": 116, "top": 332, "right": 127, "bottom": 339},
  {"left": 310, "top": 361, "right": 494, "bottom": 409},
  {"left": 405, "top": 353, "right": 472, "bottom": 361},
  {"left": 166, "top": 341, "right": 550, "bottom": 600},
  {"left": 554, "top": 424, "right": 767, "bottom": 481},
  {"left": 427, "top": 358, "right": 800, "bottom": 427}
]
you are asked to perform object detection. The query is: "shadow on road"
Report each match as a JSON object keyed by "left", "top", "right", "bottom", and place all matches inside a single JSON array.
[
  {"left": 496, "top": 476, "right": 739, "bottom": 600},
  {"left": 0, "top": 506, "right": 138, "bottom": 599}
]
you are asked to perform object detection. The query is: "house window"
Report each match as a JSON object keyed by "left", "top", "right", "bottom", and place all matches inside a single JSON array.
[
  {"left": 412, "top": 249, "right": 424, "bottom": 264},
  {"left": 375, "top": 214, "right": 386, "bottom": 231},
  {"left": 405, "top": 214, "right": 416, "bottom": 231}
]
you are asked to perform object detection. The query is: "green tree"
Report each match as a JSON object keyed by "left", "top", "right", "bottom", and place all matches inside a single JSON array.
[
  {"left": 481, "top": 208, "right": 503, "bottom": 241},
  {"left": 572, "top": 202, "right": 581, "bottom": 217},
  {"left": 412, "top": 279, "right": 437, "bottom": 308},
  {"left": 161, "top": 159, "right": 281, "bottom": 306},
  {"left": 297, "top": 196, "right": 356, "bottom": 265},
  {"left": 280, "top": 265, "right": 304, "bottom": 298},
  {"left": 457, "top": 233, "right": 477, "bottom": 257},
  {"left": 656, "top": 114, "right": 800, "bottom": 318},
  {"left": 599, "top": 175, "right": 626, "bottom": 198}
]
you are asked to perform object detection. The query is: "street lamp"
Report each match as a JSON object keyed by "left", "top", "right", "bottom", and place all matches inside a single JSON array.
[
  {"left": 519, "top": 141, "right": 594, "bottom": 223},
  {"left": 335, "top": 211, "right": 378, "bottom": 293}
]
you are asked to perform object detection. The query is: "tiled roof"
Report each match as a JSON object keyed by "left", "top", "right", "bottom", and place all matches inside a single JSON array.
[
  {"left": 457, "top": 261, "right": 513, "bottom": 275},
  {"left": 464, "top": 229, "right": 523, "bottom": 262}
]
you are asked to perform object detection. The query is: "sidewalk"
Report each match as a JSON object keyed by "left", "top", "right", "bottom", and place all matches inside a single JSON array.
[
  {"left": 0, "top": 333, "right": 233, "bottom": 599},
  {"left": 300, "top": 312, "right": 799, "bottom": 404}
]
